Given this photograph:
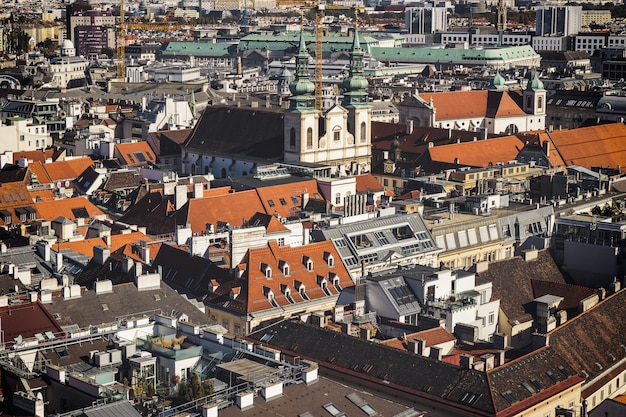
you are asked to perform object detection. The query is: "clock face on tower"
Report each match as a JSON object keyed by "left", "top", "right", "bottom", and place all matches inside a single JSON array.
[{"left": 384, "top": 161, "right": 394, "bottom": 173}]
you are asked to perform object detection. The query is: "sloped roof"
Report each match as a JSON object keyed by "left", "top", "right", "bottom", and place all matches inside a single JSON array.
[
  {"left": 102, "top": 170, "right": 144, "bottom": 192},
  {"left": 421, "top": 135, "right": 524, "bottom": 168},
  {"left": 184, "top": 106, "right": 285, "bottom": 160},
  {"left": 246, "top": 212, "right": 289, "bottom": 233},
  {"left": 530, "top": 279, "right": 595, "bottom": 314},
  {"left": 476, "top": 250, "right": 567, "bottom": 324},
  {"left": 355, "top": 174, "right": 384, "bottom": 193},
  {"left": 419, "top": 90, "right": 526, "bottom": 121},
  {"left": 54, "top": 231, "right": 152, "bottom": 258},
  {"left": 379, "top": 327, "right": 456, "bottom": 352},
  {"left": 371, "top": 122, "right": 487, "bottom": 156},
  {"left": 115, "top": 141, "right": 157, "bottom": 166},
  {"left": 538, "top": 123, "right": 626, "bottom": 172},
  {"left": 13, "top": 148, "right": 59, "bottom": 164},
  {"left": 152, "top": 243, "right": 230, "bottom": 301},
  {"left": 547, "top": 289, "right": 626, "bottom": 396},
  {"left": 186, "top": 190, "right": 266, "bottom": 234},
  {"left": 254, "top": 179, "right": 320, "bottom": 219},
  {"left": 35, "top": 197, "right": 104, "bottom": 221},
  {"left": 147, "top": 129, "right": 191, "bottom": 155},
  {"left": 44, "top": 281, "right": 210, "bottom": 329},
  {"left": 238, "top": 240, "right": 353, "bottom": 314},
  {"left": 0, "top": 301, "right": 64, "bottom": 344},
  {"left": 35, "top": 157, "right": 94, "bottom": 183}
]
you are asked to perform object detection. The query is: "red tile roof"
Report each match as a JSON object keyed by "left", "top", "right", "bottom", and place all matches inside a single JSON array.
[
  {"left": 422, "top": 90, "right": 526, "bottom": 121},
  {"left": 54, "top": 231, "right": 152, "bottom": 258},
  {"left": 537, "top": 123, "right": 626, "bottom": 172},
  {"left": 379, "top": 327, "right": 456, "bottom": 352},
  {"left": 115, "top": 141, "right": 157, "bottom": 166},
  {"left": 29, "top": 157, "right": 94, "bottom": 183},
  {"left": 13, "top": 149, "right": 57, "bottom": 164},
  {"left": 355, "top": 174, "right": 384, "bottom": 193},
  {"left": 35, "top": 196, "right": 105, "bottom": 221},
  {"left": 425, "top": 135, "right": 524, "bottom": 167}
]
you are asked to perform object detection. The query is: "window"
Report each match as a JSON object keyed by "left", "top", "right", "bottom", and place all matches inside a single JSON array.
[
  {"left": 289, "top": 127, "right": 296, "bottom": 147},
  {"left": 268, "top": 199, "right": 275, "bottom": 207},
  {"left": 20, "top": 135, "right": 24, "bottom": 141},
  {"left": 488, "top": 312, "right": 494, "bottom": 325},
  {"left": 333, "top": 131, "right": 341, "bottom": 142},
  {"left": 282, "top": 262, "right": 289, "bottom": 275},
  {"left": 335, "top": 193, "right": 341, "bottom": 205},
  {"left": 305, "top": 257, "right": 313, "bottom": 271},
  {"left": 306, "top": 127, "right": 313, "bottom": 148},
  {"left": 222, "top": 318, "right": 229, "bottom": 330},
  {"left": 360, "top": 121, "right": 366, "bottom": 142}
]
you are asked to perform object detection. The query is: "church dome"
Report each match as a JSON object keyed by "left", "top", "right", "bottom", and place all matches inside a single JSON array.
[
  {"left": 526, "top": 73, "right": 545, "bottom": 92},
  {"left": 62, "top": 39, "right": 74, "bottom": 50}
]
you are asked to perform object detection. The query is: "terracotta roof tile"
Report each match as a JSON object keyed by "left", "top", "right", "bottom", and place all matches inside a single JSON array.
[
  {"left": 379, "top": 327, "right": 456, "bottom": 352},
  {"left": 115, "top": 141, "right": 157, "bottom": 166},
  {"left": 206, "top": 240, "right": 353, "bottom": 315},
  {"left": 54, "top": 231, "right": 152, "bottom": 258},
  {"left": 35, "top": 196, "right": 105, "bottom": 221},
  {"left": 541, "top": 123, "right": 626, "bottom": 172},
  {"left": 31, "top": 157, "right": 94, "bottom": 183},
  {"left": 355, "top": 174, "right": 384, "bottom": 193},
  {"left": 423, "top": 135, "right": 524, "bottom": 168},
  {"left": 13, "top": 149, "right": 56, "bottom": 164},
  {"left": 422, "top": 90, "right": 526, "bottom": 121}
]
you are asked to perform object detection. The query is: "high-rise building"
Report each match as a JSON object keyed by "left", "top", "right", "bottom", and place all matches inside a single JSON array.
[
  {"left": 405, "top": 6, "right": 447, "bottom": 35},
  {"left": 535, "top": 5, "right": 582, "bottom": 37}
]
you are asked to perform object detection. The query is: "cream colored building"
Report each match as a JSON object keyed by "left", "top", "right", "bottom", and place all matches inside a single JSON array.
[
  {"left": 582, "top": 9, "right": 612, "bottom": 26},
  {"left": 23, "top": 24, "right": 62, "bottom": 44}
]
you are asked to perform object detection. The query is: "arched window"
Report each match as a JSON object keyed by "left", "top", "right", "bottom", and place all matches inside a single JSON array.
[
  {"left": 505, "top": 124, "right": 519, "bottom": 135},
  {"left": 306, "top": 127, "right": 313, "bottom": 148},
  {"left": 289, "top": 127, "right": 296, "bottom": 147},
  {"left": 360, "top": 122, "right": 367, "bottom": 142}
]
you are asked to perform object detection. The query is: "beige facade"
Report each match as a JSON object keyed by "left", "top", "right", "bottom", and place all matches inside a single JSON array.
[{"left": 23, "top": 25, "right": 62, "bottom": 44}]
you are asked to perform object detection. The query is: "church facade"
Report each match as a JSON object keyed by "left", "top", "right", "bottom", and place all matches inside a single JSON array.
[{"left": 181, "top": 27, "right": 373, "bottom": 179}]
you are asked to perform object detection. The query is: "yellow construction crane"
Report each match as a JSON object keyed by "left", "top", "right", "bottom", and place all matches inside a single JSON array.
[
  {"left": 280, "top": 2, "right": 363, "bottom": 111},
  {"left": 117, "top": 0, "right": 125, "bottom": 79}
]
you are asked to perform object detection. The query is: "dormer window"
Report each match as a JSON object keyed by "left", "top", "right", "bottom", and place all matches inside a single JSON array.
[
  {"left": 264, "top": 286, "right": 278, "bottom": 307},
  {"left": 317, "top": 275, "right": 331, "bottom": 296},
  {"left": 323, "top": 251, "right": 334, "bottom": 267},
  {"left": 230, "top": 287, "right": 240, "bottom": 300},
  {"left": 296, "top": 281, "right": 309, "bottom": 300},
  {"left": 281, "top": 284, "right": 294, "bottom": 304},
  {"left": 330, "top": 273, "right": 342, "bottom": 291},
  {"left": 303, "top": 256, "right": 313, "bottom": 271},
  {"left": 209, "top": 279, "right": 219, "bottom": 293},
  {"left": 279, "top": 260, "right": 290, "bottom": 276},
  {"left": 261, "top": 263, "right": 272, "bottom": 278}
]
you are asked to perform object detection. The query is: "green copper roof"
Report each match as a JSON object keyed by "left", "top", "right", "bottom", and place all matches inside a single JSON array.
[
  {"left": 492, "top": 71, "right": 506, "bottom": 89},
  {"left": 239, "top": 32, "right": 379, "bottom": 54},
  {"left": 526, "top": 72, "right": 546, "bottom": 92}
]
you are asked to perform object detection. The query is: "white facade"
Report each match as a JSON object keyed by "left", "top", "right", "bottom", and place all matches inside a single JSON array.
[
  {"left": 405, "top": 6, "right": 448, "bottom": 35},
  {"left": 532, "top": 36, "right": 568, "bottom": 52},
  {"left": 575, "top": 34, "right": 607, "bottom": 54},
  {"left": 535, "top": 6, "right": 583, "bottom": 37},
  {"left": 607, "top": 35, "right": 626, "bottom": 49},
  {"left": 0, "top": 119, "right": 52, "bottom": 153},
  {"left": 48, "top": 56, "right": 88, "bottom": 89}
]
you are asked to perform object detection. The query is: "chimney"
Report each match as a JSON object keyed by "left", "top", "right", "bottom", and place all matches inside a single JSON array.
[
  {"left": 610, "top": 277, "right": 621, "bottom": 293},
  {"left": 532, "top": 332, "right": 550, "bottom": 349},
  {"left": 193, "top": 182, "right": 204, "bottom": 199},
  {"left": 93, "top": 246, "right": 110, "bottom": 266},
  {"left": 522, "top": 248, "right": 538, "bottom": 261},
  {"left": 55, "top": 251, "right": 63, "bottom": 273},
  {"left": 341, "top": 321, "right": 352, "bottom": 335},
  {"left": 406, "top": 119, "right": 414, "bottom": 135},
  {"left": 447, "top": 127, "right": 452, "bottom": 139},
  {"left": 493, "top": 333, "right": 507, "bottom": 350},
  {"left": 459, "top": 354, "right": 473, "bottom": 369},
  {"left": 139, "top": 240, "right": 150, "bottom": 264},
  {"left": 428, "top": 141, "right": 434, "bottom": 148},
  {"left": 301, "top": 191, "right": 309, "bottom": 209},
  {"left": 175, "top": 184, "right": 188, "bottom": 210},
  {"left": 542, "top": 140, "right": 550, "bottom": 156},
  {"left": 135, "top": 262, "right": 142, "bottom": 278},
  {"left": 496, "top": 350, "right": 506, "bottom": 366},
  {"left": 38, "top": 241, "right": 51, "bottom": 262},
  {"left": 359, "top": 327, "right": 371, "bottom": 340},
  {"left": 481, "top": 353, "right": 495, "bottom": 371},
  {"left": 597, "top": 287, "right": 606, "bottom": 300},
  {"left": 122, "top": 257, "right": 134, "bottom": 273}
]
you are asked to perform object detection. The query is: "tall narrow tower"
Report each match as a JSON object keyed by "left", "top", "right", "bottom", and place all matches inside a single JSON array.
[
  {"left": 283, "top": 25, "right": 320, "bottom": 163},
  {"left": 342, "top": 25, "right": 372, "bottom": 173},
  {"left": 497, "top": 0, "right": 507, "bottom": 45}
]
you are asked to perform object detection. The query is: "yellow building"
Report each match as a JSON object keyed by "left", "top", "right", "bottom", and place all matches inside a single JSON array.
[{"left": 22, "top": 24, "right": 61, "bottom": 44}]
